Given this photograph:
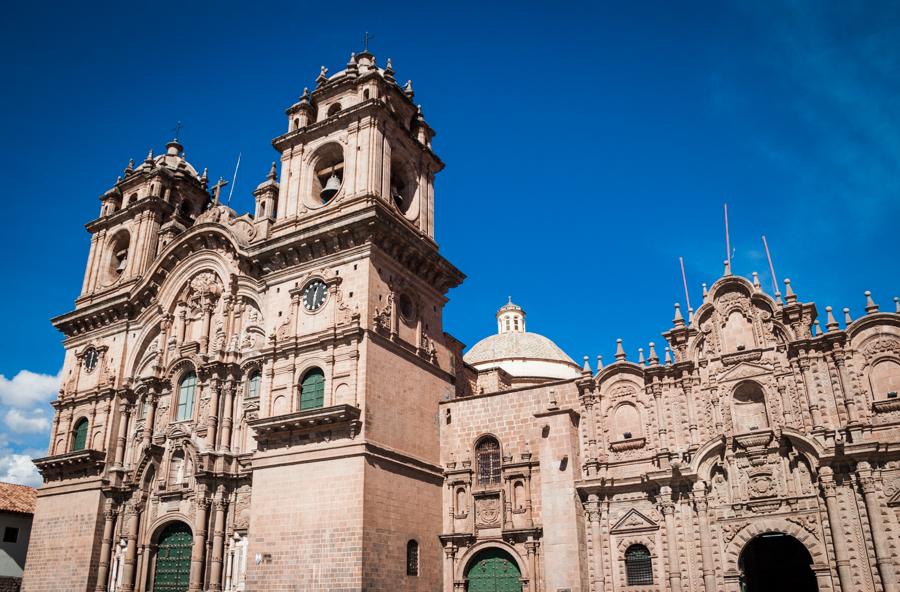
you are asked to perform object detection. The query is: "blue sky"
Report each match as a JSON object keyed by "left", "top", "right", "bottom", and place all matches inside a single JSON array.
[{"left": 0, "top": 1, "right": 898, "bottom": 484}]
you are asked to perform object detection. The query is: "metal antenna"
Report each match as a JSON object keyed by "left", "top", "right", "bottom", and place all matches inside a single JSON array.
[
  {"left": 679, "top": 256, "right": 692, "bottom": 312},
  {"left": 724, "top": 202, "right": 732, "bottom": 271},
  {"left": 762, "top": 235, "right": 779, "bottom": 295},
  {"left": 226, "top": 153, "right": 241, "bottom": 205}
]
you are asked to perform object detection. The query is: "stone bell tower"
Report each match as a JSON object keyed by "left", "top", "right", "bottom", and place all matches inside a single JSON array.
[
  {"left": 243, "top": 50, "right": 464, "bottom": 592},
  {"left": 80, "top": 140, "right": 210, "bottom": 299}
]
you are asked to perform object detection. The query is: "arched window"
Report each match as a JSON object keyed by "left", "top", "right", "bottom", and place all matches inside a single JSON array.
[
  {"left": 176, "top": 371, "right": 197, "bottom": 421},
  {"left": 732, "top": 381, "right": 769, "bottom": 433},
  {"left": 247, "top": 371, "right": 261, "bottom": 399},
  {"left": 476, "top": 437, "right": 501, "bottom": 486},
  {"left": 300, "top": 368, "right": 325, "bottom": 410},
  {"left": 406, "top": 540, "right": 419, "bottom": 576},
  {"left": 625, "top": 544, "right": 653, "bottom": 585},
  {"left": 72, "top": 417, "right": 89, "bottom": 451},
  {"left": 106, "top": 231, "right": 130, "bottom": 284}
]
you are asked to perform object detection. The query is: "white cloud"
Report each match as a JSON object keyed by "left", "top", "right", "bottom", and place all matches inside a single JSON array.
[
  {"left": 0, "top": 450, "right": 42, "bottom": 487},
  {"left": 0, "top": 369, "right": 61, "bottom": 409},
  {"left": 5, "top": 408, "right": 50, "bottom": 434}
]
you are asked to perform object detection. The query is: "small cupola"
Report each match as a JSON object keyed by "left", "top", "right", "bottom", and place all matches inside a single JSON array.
[{"left": 496, "top": 297, "right": 526, "bottom": 334}]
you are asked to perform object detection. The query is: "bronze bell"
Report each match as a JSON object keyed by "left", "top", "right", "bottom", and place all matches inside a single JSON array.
[{"left": 321, "top": 173, "right": 341, "bottom": 201}]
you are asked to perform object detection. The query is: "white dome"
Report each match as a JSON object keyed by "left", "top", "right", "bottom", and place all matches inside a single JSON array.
[{"left": 464, "top": 331, "right": 580, "bottom": 381}]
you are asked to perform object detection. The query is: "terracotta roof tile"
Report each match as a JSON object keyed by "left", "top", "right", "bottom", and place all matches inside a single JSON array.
[{"left": 0, "top": 482, "right": 37, "bottom": 514}]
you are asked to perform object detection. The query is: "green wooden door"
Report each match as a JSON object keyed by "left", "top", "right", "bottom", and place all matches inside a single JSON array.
[
  {"left": 466, "top": 548, "right": 522, "bottom": 592},
  {"left": 153, "top": 522, "right": 192, "bottom": 592},
  {"left": 300, "top": 368, "right": 325, "bottom": 410}
]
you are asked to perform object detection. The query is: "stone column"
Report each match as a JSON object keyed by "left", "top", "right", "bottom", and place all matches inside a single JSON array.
[
  {"left": 819, "top": 467, "right": 851, "bottom": 591},
  {"left": 857, "top": 462, "right": 898, "bottom": 592},
  {"left": 682, "top": 377, "right": 699, "bottom": 446},
  {"left": 443, "top": 543, "right": 456, "bottom": 592},
  {"left": 205, "top": 376, "right": 221, "bottom": 450},
  {"left": 832, "top": 351, "right": 860, "bottom": 424},
  {"left": 142, "top": 393, "right": 158, "bottom": 447},
  {"left": 219, "top": 380, "right": 235, "bottom": 452},
  {"left": 120, "top": 502, "right": 141, "bottom": 592},
  {"left": 200, "top": 301, "right": 214, "bottom": 354},
  {"left": 95, "top": 500, "right": 117, "bottom": 591},
  {"left": 525, "top": 539, "right": 540, "bottom": 592},
  {"left": 208, "top": 492, "right": 227, "bottom": 591},
  {"left": 652, "top": 384, "right": 669, "bottom": 450},
  {"left": 583, "top": 397, "right": 599, "bottom": 476},
  {"left": 798, "top": 357, "right": 824, "bottom": 428},
  {"left": 189, "top": 497, "right": 210, "bottom": 592},
  {"left": 113, "top": 401, "right": 132, "bottom": 469},
  {"left": 659, "top": 487, "right": 683, "bottom": 592},
  {"left": 586, "top": 494, "right": 605, "bottom": 592},
  {"left": 692, "top": 483, "right": 717, "bottom": 592},
  {"left": 176, "top": 307, "right": 187, "bottom": 344}
]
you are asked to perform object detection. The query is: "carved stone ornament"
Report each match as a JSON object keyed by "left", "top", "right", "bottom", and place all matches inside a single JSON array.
[
  {"left": 474, "top": 493, "right": 502, "bottom": 528},
  {"left": 610, "top": 508, "right": 658, "bottom": 534},
  {"left": 747, "top": 471, "right": 776, "bottom": 499},
  {"left": 863, "top": 338, "right": 900, "bottom": 361}
]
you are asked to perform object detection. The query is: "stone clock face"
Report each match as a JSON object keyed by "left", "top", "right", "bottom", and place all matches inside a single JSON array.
[
  {"left": 303, "top": 279, "right": 328, "bottom": 312},
  {"left": 83, "top": 348, "right": 99, "bottom": 373}
]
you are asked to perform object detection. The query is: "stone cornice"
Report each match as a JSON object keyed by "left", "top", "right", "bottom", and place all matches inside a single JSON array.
[{"left": 33, "top": 449, "right": 107, "bottom": 482}]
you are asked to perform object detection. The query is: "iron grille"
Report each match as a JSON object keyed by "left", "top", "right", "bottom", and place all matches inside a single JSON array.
[
  {"left": 625, "top": 544, "right": 653, "bottom": 585},
  {"left": 477, "top": 438, "right": 501, "bottom": 485}
]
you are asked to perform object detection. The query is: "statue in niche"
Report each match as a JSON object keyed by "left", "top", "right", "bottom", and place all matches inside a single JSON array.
[{"left": 710, "top": 465, "right": 729, "bottom": 504}]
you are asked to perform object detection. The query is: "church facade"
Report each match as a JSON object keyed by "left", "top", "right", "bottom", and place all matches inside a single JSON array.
[{"left": 21, "top": 50, "right": 900, "bottom": 592}]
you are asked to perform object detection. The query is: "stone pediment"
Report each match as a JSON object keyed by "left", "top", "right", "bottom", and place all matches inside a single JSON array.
[
  {"left": 610, "top": 509, "right": 658, "bottom": 533},
  {"left": 717, "top": 361, "right": 771, "bottom": 383}
]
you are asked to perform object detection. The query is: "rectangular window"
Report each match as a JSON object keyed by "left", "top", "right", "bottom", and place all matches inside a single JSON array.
[{"left": 3, "top": 527, "right": 18, "bottom": 543}]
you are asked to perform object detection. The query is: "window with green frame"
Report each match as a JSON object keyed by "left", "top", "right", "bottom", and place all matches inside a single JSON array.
[
  {"left": 176, "top": 371, "right": 197, "bottom": 421},
  {"left": 247, "top": 371, "right": 261, "bottom": 399},
  {"left": 72, "top": 417, "right": 89, "bottom": 451},
  {"left": 299, "top": 368, "right": 325, "bottom": 410}
]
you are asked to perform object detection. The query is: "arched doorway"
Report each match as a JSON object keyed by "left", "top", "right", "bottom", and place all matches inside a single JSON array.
[
  {"left": 152, "top": 522, "right": 192, "bottom": 592},
  {"left": 739, "top": 533, "right": 817, "bottom": 592},
  {"left": 465, "top": 547, "right": 522, "bottom": 592}
]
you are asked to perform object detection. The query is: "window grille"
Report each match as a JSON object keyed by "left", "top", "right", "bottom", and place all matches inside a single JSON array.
[
  {"left": 406, "top": 540, "right": 419, "bottom": 576},
  {"left": 625, "top": 544, "right": 653, "bottom": 585},
  {"left": 476, "top": 437, "right": 501, "bottom": 485}
]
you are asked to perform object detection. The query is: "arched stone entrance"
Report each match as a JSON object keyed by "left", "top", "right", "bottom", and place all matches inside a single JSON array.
[
  {"left": 739, "top": 533, "right": 817, "bottom": 592},
  {"left": 465, "top": 547, "right": 523, "bottom": 592},
  {"left": 151, "top": 521, "right": 192, "bottom": 592}
]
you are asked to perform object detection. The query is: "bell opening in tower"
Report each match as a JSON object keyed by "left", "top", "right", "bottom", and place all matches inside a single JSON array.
[{"left": 313, "top": 143, "right": 344, "bottom": 204}]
